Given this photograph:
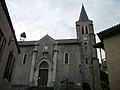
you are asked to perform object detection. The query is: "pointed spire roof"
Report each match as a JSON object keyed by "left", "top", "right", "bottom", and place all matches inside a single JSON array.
[{"left": 79, "top": 4, "right": 89, "bottom": 21}]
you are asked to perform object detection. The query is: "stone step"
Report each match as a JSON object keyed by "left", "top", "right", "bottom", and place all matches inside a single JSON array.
[{"left": 25, "top": 86, "right": 53, "bottom": 90}]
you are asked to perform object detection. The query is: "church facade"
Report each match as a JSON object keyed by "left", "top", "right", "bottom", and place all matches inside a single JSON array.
[{"left": 12, "top": 5, "right": 101, "bottom": 90}]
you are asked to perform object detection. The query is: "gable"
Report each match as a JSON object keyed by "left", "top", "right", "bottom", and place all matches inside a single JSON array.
[
  {"left": 38, "top": 35, "right": 55, "bottom": 43},
  {"left": 36, "top": 35, "right": 56, "bottom": 60}
]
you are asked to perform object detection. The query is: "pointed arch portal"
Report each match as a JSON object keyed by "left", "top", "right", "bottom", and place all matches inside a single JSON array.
[{"left": 38, "top": 61, "right": 49, "bottom": 86}]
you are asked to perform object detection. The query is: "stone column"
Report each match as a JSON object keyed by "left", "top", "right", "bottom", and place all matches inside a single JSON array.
[
  {"left": 29, "top": 44, "right": 38, "bottom": 86},
  {"left": 52, "top": 44, "right": 58, "bottom": 86}
]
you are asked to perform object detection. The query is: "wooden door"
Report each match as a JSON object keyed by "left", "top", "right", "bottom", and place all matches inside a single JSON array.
[{"left": 38, "top": 69, "right": 48, "bottom": 86}]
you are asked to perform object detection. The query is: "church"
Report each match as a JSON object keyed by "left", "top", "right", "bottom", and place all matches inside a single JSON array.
[{"left": 12, "top": 5, "right": 101, "bottom": 90}]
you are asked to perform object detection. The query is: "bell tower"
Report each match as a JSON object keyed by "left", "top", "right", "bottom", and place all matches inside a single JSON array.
[
  {"left": 76, "top": 4, "right": 101, "bottom": 90},
  {"left": 76, "top": 4, "right": 97, "bottom": 64},
  {"left": 76, "top": 4, "right": 94, "bottom": 41}
]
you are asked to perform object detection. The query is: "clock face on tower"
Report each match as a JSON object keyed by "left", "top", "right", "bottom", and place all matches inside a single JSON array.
[{"left": 83, "top": 37, "right": 88, "bottom": 40}]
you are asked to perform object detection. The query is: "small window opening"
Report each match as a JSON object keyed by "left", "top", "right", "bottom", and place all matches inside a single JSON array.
[
  {"left": 65, "top": 53, "right": 69, "bottom": 64},
  {"left": 85, "top": 26, "right": 88, "bottom": 34},
  {"left": 85, "top": 59, "right": 88, "bottom": 64},
  {"left": 22, "top": 53, "right": 28, "bottom": 64},
  {"left": 76, "top": 25, "right": 80, "bottom": 30},
  {"left": 84, "top": 42, "right": 88, "bottom": 46},
  {"left": 82, "top": 26, "right": 84, "bottom": 34}
]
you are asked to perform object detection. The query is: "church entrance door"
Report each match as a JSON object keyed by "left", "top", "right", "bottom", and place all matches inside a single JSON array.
[
  {"left": 38, "top": 61, "right": 49, "bottom": 86},
  {"left": 38, "top": 69, "right": 48, "bottom": 86}
]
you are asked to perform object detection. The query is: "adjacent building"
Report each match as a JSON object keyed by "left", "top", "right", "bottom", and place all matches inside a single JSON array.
[
  {"left": 97, "top": 24, "right": 120, "bottom": 90},
  {"left": 0, "top": 0, "right": 20, "bottom": 90}
]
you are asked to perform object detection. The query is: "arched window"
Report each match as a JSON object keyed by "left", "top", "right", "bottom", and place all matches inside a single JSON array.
[
  {"left": 22, "top": 53, "right": 28, "bottom": 64},
  {"left": 64, "top": 53, "right": 69, "bottom": 64},
  {"left": 85, "top": 26, "right": 88, "bottom": 34},
  {"left": 3, "top": 51, "right": 15, "bottom": 82},
  {"left": 0, "top": 29, "right": 6, "bottom": 60},
  {"left": 82, "top": 26, "right": 84, "bottom": 34}
]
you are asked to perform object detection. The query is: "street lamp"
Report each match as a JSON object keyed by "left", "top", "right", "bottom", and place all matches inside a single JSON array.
[{"left": 20, "top": 32, "right": 26, "bottom": 41}]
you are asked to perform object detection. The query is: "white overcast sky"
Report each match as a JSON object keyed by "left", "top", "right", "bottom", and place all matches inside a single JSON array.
[{"left": 5, "top": 0, "right": 120, "bottom": 42}]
